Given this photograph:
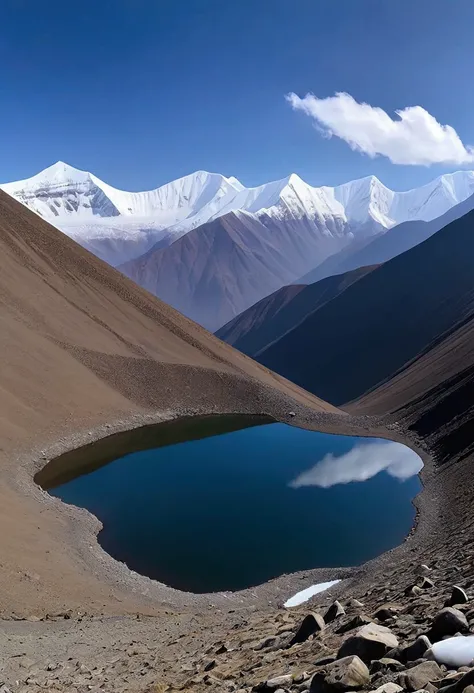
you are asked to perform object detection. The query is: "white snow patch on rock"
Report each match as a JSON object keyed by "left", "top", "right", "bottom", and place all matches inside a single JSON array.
[
  {"left": 284, "top": 580, "right": 341, "bottom": 608},
  {"left": 427, "top": 635, "right": 474, "bottom": 667}
]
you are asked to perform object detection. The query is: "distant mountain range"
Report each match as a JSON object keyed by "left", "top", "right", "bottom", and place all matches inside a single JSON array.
[
  {"left": 242, "top": 209, "right": 474, "bottom": 406},
  {"left": 299, "top": 189, "right": 474, "bottom": 285},
  {"left": 4, "top": 162, "right": 474, "bottom": 329},
  {"left": 216, "top": 265, "right": 378, "bottom": 356}
]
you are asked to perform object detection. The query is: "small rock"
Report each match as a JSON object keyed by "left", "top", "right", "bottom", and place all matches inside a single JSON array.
[
  {"left": 370, "top": 658, "right": 405, "bottom": 674},
  {"left": 203, "top": 659, "right": 216, "bottom": 672},
  {"left": 325, "top": 601, "right": 345, "bottom": 623},
  {"left": 436, "top": 668, "right": 474, "bottom": 693},
  {"left": 440, "top": 672, "right": 465, "bottom": 684},
  {"left": 264, "top": 674, "right": 293, "bottom": 689},
  {"left": 416, "top": 565, "right": 432, "bottom": 576},
  {"left": 290, "top": 613, "right": 325, "bottom": 646},
  {"left": 418, "top": 577, "right": 435, "bottom": 590},
  {"left": 337, "top": 623, "right": 398, "bottom": 663},
  {"left": 401, "top": 636, "right": 432, "bottom": 663},
  {"left": 255, "top": 636, "right": 278, "bottom": 651},
  {"left": 372, "top": 684, "right": 403, "bottom": 693},
  {"left": 430, "top": 608, "right": 468, "bottom": 639},
  {"left": 322, "top": 656, "right": 370, "bottom": 691},
  {"left": 288, "top": 411, "right": 296, "bottom": 417},
  {"left": 313, "top": 656, "right": 337, "bottom": 667},
  {"left": 335, "top": 614, "right": 372, "bottom": 635},
  {"left": 424, "top": 683, "right": 439, "bottom": 693},
  {"left": 449, "top": 586, "right": 468, "bottom": 606},
  {"left": 398, "top": 661, "right": 444, "bottom": 691},
  {"left": 127, "top": 644, "right": 149, "bottom": 656},
  {"left": 406, "top": 585, "right": 424, "bottom": 598},
  {"left": 374, "top": 608, "right": 394, "bottom": 622},
  {"left": 347, "top": 599, "right": 365, "bottom": 608}
]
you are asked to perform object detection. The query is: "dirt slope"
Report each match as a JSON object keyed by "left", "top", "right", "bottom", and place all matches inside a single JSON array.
[
  {"left": 257, "top": 209, "right": 474, "bottom": 405},
  {"left": 216, "top": 266, "right": 377, "bottom": 357},
  {"left": 0, "top": 191, "right": 338, "bottom": 616}
]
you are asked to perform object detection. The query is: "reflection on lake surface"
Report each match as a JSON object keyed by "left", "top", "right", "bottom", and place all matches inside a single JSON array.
[{"left": 44, "top": 417, "right": 422, "bottom": 593}]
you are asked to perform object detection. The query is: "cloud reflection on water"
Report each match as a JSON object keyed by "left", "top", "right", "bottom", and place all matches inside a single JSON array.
[{"left": 289, "top": 440, "right": 423, "bottom": 489}]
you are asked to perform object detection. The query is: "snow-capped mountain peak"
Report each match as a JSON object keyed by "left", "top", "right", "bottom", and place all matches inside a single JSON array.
[
  {"left": 225, "top": 175, "right": 245, "bottom": 191},
  {"left": 3, "top": 162, "right": 474, "bottom": 268},
  {"left": 3, "top": 160, "right": 93, "bottom": 194},
  {"left": 2, "top": 161, "right": 121, "bottom": 219}
]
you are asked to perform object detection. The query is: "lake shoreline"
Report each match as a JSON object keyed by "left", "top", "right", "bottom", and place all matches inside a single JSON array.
[{"left": 19, "top": 405, "right": 433, "bottom": 616}]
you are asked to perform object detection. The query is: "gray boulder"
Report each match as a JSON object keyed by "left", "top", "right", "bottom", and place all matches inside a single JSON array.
[
  {"left": 314, "top": 656, "right": 369, "bottom": 691},
  {"left": 401, "top": 635, "right": 432, "bottom": 663},
  {"left": 437, "top": 668, "right": 474, "bottom": 693},
  {"left": 398, "top": 661, "right": 443, "bottom": 691},
  {"left": 338, "top": 623, "right": 398, "bottom": 663},
  {"left": 325, "top": 601, "right": 345, "bottom": 623},
  {"left": 373, "top": 608, "right": 394, "bottom": 622},
  {"left": 335, "top": 614, "right": 372, "bottom": 635},
  {"left": 371, "top": 684, "right": 403, "bottom": 693},
  {"left": 449, "top": 586, "right": 468, "bottom": 606},
  {"left": 263, "top": 674, "right": 293, "bottom": 689},
  {"left": 290, "top": 612, "right": 325, "bottom": 646},
  {"left": 370, "top": 658, "right": 404, "bottom": 675},
  {"left": 430, "top": 607, "right": 468, "bottom": 639}
]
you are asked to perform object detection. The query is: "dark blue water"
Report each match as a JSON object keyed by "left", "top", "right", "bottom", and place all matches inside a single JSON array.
[{"left": 48, "top": 420, "right": 422, "bottom": 593}]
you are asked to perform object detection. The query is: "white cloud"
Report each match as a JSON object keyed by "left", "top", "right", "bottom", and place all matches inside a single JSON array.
[
  {"left": 289, "top": 440, "right": 422, "bottom": 489},
  {"left": 286, "top": 91, "right": 474, "bottom": 166}
]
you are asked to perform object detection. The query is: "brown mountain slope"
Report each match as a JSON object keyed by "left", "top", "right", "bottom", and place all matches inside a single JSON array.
[
  {"left": 0, "top": 191, "right": 338, "bottom": 616},
  {"left": 257, "top": 208, "right": 474, "bottom": 406},
  {"left": 119, "top": 209, "right": 358, "bottom": 332},
  {"left": 216, "top": 265, "right": 377, "bottom": 357}
]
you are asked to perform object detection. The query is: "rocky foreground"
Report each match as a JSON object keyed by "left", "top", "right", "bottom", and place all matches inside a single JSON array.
[{"left": 4, "top": 549, "right": 474, "bottom": 693}]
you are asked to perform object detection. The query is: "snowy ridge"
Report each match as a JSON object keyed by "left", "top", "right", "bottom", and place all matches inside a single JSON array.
[{"left": 3, "top": 161, "right": 474, "bottom": 267}]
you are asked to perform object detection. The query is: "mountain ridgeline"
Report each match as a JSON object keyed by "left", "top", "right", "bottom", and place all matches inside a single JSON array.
[
  {"left": 215, "top": 265, "right": 378, "bottom": 356},
  {"left": 252, "top": 209, "right": 474, "bottom": 407},
  {"left": 300, "top": 189, "right": 474, "bottom": 285},
  {"left": 4, "top": 163, "right": 474, "bottom": 330}
]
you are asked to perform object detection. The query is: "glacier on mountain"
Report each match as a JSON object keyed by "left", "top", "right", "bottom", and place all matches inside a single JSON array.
[{"left": 3, "top": 161, "right": 474, "bottom": 267}]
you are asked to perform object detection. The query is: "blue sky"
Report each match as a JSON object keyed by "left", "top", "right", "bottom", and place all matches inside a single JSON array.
[{"left": 1, "top": 0, "right": 474, "bottom": 191}]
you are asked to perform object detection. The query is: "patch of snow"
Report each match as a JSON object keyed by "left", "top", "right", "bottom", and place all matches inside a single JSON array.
[
  {"left": 427, "top": 636, "right": 474, "bottom": 667},
  {"left": 284, "top": 580, "right": 341, "bottom": 608}
]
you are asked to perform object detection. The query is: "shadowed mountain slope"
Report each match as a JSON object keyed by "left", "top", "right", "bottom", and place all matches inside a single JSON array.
[
  {"left": 257, "top": 209, "right": 474, "bottom": 406},
  {"left": 350, "top": 315, "right": 474, "bottom": 465},
  {"left": 216, "top": 265, "right": 377, "bottom": 357}
]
